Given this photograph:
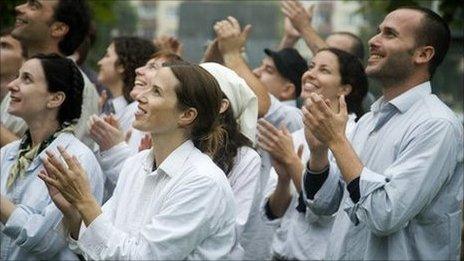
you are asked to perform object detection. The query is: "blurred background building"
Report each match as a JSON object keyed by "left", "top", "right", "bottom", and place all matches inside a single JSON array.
[{"left": 1, "top": 0, "right": 462, "bottom": 115}]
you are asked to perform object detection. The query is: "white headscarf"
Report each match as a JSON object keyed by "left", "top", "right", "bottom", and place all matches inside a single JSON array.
[{"left": 200, "top": 62, "right": 258, "bottom": 144}]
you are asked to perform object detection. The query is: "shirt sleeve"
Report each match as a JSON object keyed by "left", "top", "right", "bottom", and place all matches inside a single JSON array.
[
  {"left": 1, "top": 145, "right": 104, "bottom": 259},
  {"left": 97, "top": 141, "right": 132, "bottom": 184},
  {"left": 76, "top": 176, "right": 235, "bottom": 260},
  {"left": 345, "top": 118, "right": 463, "bottom": 236},
  {"left": 263, "top": 95, "right": 303, "bottom": 133},
  {"left": 303, "top": 165, "right": 329, "bottom": 200},
  {"left": 2, "top": 203, "right": 69, "bottom": 259},
  {"left": 302, "top": 159, "right": 345, "bottom": 216},
  {"left": 228, "top": 149, "right": 261, "bottom": 238}
]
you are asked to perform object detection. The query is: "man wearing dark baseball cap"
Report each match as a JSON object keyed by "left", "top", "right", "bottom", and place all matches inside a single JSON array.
[{"left": 253, "top": 47, "right": 307, "bottom": 107}]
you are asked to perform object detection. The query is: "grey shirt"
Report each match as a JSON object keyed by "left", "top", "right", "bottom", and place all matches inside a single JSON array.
[{"left": 304, "top": 82, "right": 463, "bottom": 260}]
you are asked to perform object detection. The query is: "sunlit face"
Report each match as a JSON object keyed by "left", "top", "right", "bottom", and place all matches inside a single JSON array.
[
  {"left": 7, "top": 58, "right": 53, "bottom": 122},
  {"left": 132, "top": 67, "right": 184, "bottom": 134},
  {"left": 12, "top": 0, "right": 58, "bottom": 45},
  {"left": 131, "top": 56, "right": 169, "bottom": 100},
  {"left": 301, "top": 50, "right": 348, "bottom": 103},
  {"left": 97, "top": 43, "right": 121, "bottom": 87},
  {"left": 366, "top": 9, "right": 421, "bottom": 81},
  {"left": 252, "top": 56, "right": 291, "bottom": 100}
]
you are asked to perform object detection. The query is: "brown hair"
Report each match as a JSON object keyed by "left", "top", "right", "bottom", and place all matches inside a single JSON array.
[
  {"left": 168, "top": 63, "right": 226, "bottom": 158},
  {"left": 113, "top": 36, "right": 158, "bottom": 103}
]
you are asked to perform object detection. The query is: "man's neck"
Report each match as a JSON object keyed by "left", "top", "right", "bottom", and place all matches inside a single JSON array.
[
  {"left": 27, "top": 42, "right": 61, "bottom": 58},
  {"left": 380, "top": 73, "right": 429, "bottom": 101}
]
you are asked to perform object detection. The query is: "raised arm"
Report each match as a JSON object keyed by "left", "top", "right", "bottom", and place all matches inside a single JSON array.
[
  {"left": 214, "top": 16, "right": 271, "bottom": 117},
  {"left": 281, "top": 0, "right": 328, "bottom": 55}
]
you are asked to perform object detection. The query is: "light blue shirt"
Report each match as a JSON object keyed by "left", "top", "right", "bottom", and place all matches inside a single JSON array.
[
  {"left": 304, "top": 82, "right": 463, "bottom": 260},
  {"left": 0, "top": 132, "right": 104, "bottom": 260},
  {"left": 264, "top": 95, "right": 303, "bottom": 132}
]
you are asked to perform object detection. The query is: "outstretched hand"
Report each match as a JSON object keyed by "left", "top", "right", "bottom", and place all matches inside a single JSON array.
[
  {"left": 39, "top": 146, "right": 102, "bottom": 226},
  {"left": 281, "top": 0, "right": 314, "bottom": 33},
  {"left": 153, "top": 35, "right": 183, "bottom": 56},
  {"left": 88, "top": 114, "right": 125, "bottom": 151},
  {"left": 214, "top": 16, "right": 252, "bottom": 56},
  {"left": 39, "top": 146, "right": 93, "bottom": 208},
  {"left": 302, "top": 93, "right": 348, "bottom": 147}
]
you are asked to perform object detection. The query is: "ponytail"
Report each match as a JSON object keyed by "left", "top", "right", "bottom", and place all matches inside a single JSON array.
[{"left": 193, "top": 122, "right": 228, "bottom": 160}]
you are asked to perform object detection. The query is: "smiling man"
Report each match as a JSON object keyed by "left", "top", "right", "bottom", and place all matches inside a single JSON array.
[
  {"left": 301, "top": 6, "right": 463, "bottom": 260},
  {"left": 1, "top": 0, "right": 99, "bottom": 149}
]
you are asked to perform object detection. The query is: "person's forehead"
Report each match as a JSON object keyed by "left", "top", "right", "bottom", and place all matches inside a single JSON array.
[
  {"left": 263, "top": 56, "right": 276, "bottom": 68},
  {"left": 314, "top": 50, "right": 339, "bottom": 68},
  {"left": 21, "top": 59, "right": 44, "bottom": 78},
  {"left": 152, "top": 67, "right": 177, "bottom": 88},
  {"left": 381, "top": 9, "right": 423, "bottom": 33},
  {"left": 36, "top": 0, "right": 59, "bottom": 13}
]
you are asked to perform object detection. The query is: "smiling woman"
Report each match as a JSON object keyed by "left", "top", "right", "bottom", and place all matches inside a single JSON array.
[
  {"left": 0, "top": 53, "right": 104, "bottom": 260},
  {"left": 40, "top": 62, "right": 237, "bottom": 260}
]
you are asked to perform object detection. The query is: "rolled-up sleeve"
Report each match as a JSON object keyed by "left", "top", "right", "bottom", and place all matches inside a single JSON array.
[
  {"left": 345, "top": 119, "right": 462, "bottom": 236},
  {"left": 303, "top": 161, "right": 345, "bottom": 216},
  {"left": 2, "top": 203, "right": 67, "bottom": 259}
]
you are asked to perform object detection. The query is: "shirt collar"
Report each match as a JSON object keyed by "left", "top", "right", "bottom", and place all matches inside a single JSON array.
[
  {"left": 144, "top": 140, "right": 196, "bottom": 178},
  {"left": 282, "top": 99, "right": 297, "bottom": 107},
  {"left": 370, "top": 81, "right": 431, "bottom": 114}
]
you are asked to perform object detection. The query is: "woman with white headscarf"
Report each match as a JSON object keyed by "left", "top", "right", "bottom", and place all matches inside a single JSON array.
[{"left": 200, "top": 63, "right": 262, "bottom": 258}]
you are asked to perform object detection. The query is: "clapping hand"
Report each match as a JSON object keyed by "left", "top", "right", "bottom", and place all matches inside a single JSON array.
[{"left": 214, "top": 16, "right": 252, "bottom": 56}]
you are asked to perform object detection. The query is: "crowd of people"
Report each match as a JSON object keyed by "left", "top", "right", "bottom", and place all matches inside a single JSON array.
[{"left": 0, "top": 0, "right": 462, "bottom": 260}]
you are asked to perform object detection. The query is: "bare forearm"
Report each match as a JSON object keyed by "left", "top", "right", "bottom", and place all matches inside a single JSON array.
[
  {"left": 308, "top": 150, "right": 329, "bottom": 172},
  {"left": 278, "top": 35, "right": 299, "bottom": 49},
  {"left": 0, "top": 196, "right": 16, "bottom": 224},
  {"left": 223, "top": 52, "right": 271, "bottom": 117},
  {"left": 268, "top": 178, "right": 292, "bottom": 218},
  {"left": 329, "top": 136, "right": 363, "bottom": 183},
  {"left": 299, "top": 26, "right": 328, "bottom": 55},
  {"left": 75, "top": 197, "right": 102, "bottom": 227},
  {"left": 61, "top": 208, "right": 82, "bottom": 239},
  {"left": 1, "top": 125, "right": 19, "bottom": 147},
  {"left": 285, "top": 156, "right": 304, "bottom": 193}
]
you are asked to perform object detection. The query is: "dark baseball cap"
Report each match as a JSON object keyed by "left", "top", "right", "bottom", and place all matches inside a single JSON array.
[{"left": 264, "top": 48, "right": 307, "bottom": 97}]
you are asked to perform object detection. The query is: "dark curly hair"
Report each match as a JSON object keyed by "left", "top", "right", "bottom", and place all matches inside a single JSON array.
[
  {"left": 31, "top": 53, "right": 83, "bottom": 124},
  {"left": 318, "top": 48, "right": 368, "bottom": 121},
  {"left": 53, "top": 0, "right": 91, "bottom": 56},
  {"left": 113, "top": 36, "right": 158, "bottom": 103}
]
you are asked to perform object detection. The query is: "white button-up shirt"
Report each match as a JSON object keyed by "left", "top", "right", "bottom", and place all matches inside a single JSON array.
[
  {"left": 0, "top": 133, "right": 104, "bottom": 260},
  {"left": 304, "top": 82, "right": 463, "bottom": 260},
  {"left": 74, "top": 140, "right": 237, "bottom": 260}
]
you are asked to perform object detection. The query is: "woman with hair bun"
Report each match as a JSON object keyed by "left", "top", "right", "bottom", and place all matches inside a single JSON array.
[
  {"left": 0, "top": 53, "right": 104, "bottom": 260},
  {"left": 39, "top": 63, "right": 237, "bottom": 260}
]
